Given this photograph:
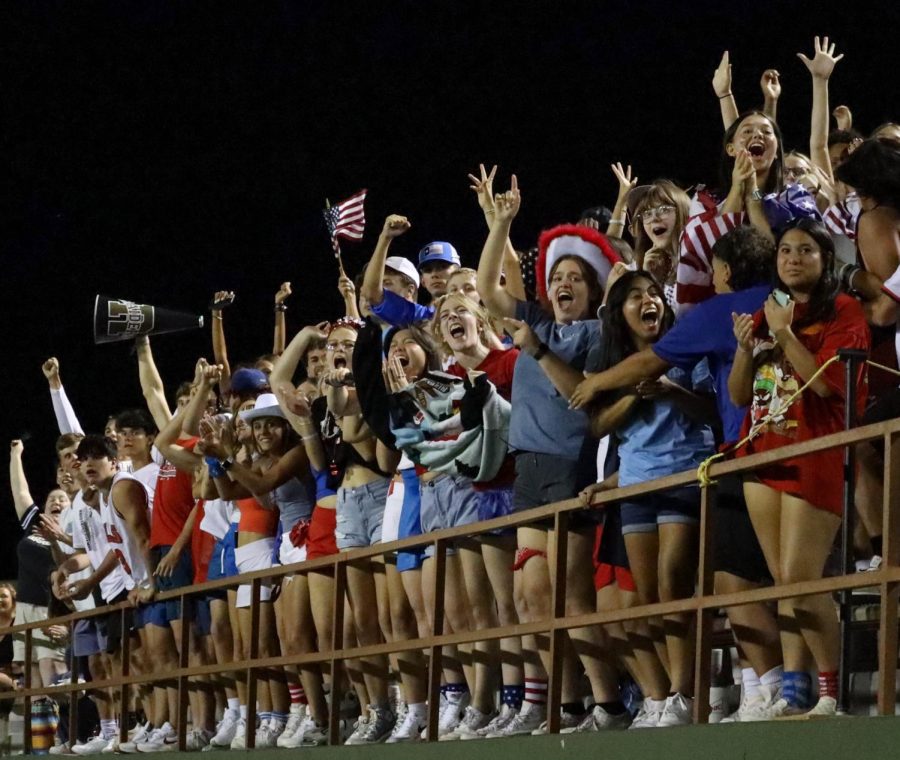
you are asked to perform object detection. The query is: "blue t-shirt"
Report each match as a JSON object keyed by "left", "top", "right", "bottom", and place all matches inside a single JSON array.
[
  {"left": 510, "top": 300, "right": 602, "bottom": 460},
  {"left": 370, "top": 289, "right": 435, "bottom": 328},
  {"left": 617, "top": 361, "right": 716, "bottom": 487},
  {"left": 652, "top": 286, "right": 769, "bottom": 444}
]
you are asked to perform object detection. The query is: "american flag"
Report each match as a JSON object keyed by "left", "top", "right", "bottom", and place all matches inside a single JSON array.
[{"left": 323, "top": 189, "right": 367, "bottom": 256}]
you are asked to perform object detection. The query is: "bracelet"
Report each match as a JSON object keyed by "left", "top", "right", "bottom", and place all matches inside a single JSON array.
[
  {"left": 484, "top": 208, "right": 495, "bottom": 215},
  {"left": 301, "top": 433, "right": 319, "bottom": 442},
  {"left": 718, "top": 92, "right": 733, "bottom": 99},
  {"left": 608, "top": 218, "right": 626, "bottom": 227},
  {"left": 274, "top": 303, "right": 288, "bottom": 312},
  {"left": 532, "top": 342, "right": 550, "bottom": 361},
  {"left": 212, "top": 313, "right": 223, "bottom": 321}
]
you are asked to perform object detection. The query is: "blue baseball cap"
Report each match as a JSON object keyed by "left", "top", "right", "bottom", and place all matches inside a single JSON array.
[
  {"left": 230, "top": 368, "right": 269, "bottom": 394},
  {"left": 418, "top": 241, "right": 461, "bottom": 269}
]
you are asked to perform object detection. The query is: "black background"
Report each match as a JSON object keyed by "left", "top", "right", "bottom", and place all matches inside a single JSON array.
[{"left": 3, "top": 1, "right": 899, "bottom": 577}]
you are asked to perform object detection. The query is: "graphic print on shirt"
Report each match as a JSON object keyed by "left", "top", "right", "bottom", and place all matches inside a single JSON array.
[{"left": 750, "top": 346, "right": 801, "bottom": 433}]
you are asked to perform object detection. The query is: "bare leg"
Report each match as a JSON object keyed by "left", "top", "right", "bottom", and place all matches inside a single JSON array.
[{"left": 657, "top": 523, "right": 698, "bottom": 696}]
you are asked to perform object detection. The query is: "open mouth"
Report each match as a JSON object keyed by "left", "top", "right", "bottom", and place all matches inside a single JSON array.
[
  {"left": 641, "top": 306, "right": 660, "bottom": 326},
  {"left": 652, "top": 225, "right": 668, "bottom": 236},
  {"left": 449, "top": 324, "right": 465, "bottom": 339},
  {"left": 333, "top": 357, "right": 347, "bottom": 369},
  {"left": 557, "top": 290, "right": 574, "bottom": 306},
  {"left": 396, "top": 355, "right": 410, "bottom": 367},
  {"left": 748, "top": 143, "right": 765, "bottom": 158},
  {"left": 84, "top": 468, "right": 98, "bottom": 479}
]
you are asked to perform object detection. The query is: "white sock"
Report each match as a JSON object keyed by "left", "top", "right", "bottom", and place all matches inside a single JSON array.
[
  {"left": 239, "top": 704, "right": 248, "bottom": 720},
  {"left": 407, "top": 702, "right": 427, "bottom": 719},
  {"left": 741, "top": 668, "right": 761, "bottom": 698},
  {"left": 100, "top": 719, "right": 118, "bottom": 739},
  {"left": 760, "top": 665, "right": 784, "bottom": 688},
  {"left": 227, "top": 697, "right": 240, "bottom": 713}
]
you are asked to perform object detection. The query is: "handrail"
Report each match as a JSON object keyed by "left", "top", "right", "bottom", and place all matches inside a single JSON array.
[{"left": 4, "top": 413, "right": 900, "bottom": 746}]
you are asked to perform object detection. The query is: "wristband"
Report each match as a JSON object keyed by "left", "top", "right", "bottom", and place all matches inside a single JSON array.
[
  {"left": 204, "top": 456, "right": 225, "bottom": 478},
  {"left": 532, "top": 342, "right": 550, "bottom": 361},
  {"left": 220, "top": 456, "right": 235, "bottom": 472},
  {"left": 274, "top": 303, "right": 288, "bottom": 312}
]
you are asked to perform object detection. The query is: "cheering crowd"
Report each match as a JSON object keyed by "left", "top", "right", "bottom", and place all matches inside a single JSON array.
[{"left": 6, "top": 35, "right": 900, "bottom": 752}]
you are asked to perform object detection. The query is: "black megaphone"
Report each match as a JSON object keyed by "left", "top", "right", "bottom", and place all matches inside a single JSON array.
[{"left": 93, "top": 295, "right": 205, "bottom": 345}]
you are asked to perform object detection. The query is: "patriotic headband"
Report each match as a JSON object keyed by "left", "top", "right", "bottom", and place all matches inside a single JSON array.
[{"left": 536, "top": 224, "right": 621, "bottom": 302}]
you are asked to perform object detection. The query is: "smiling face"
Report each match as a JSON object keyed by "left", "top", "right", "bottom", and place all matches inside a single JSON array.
[
  {"left": 621, "top": 276, "right": 666, "bottom": 346},
  {"left": 235, "top": 399, "right": 256, "bottom": 444},
  {"left": 728, "top": 113, "right": 778, "bottom": 174},
  {"left": 388, "top": 329, "right": 428, "bottom": 381},
  {"left": 43, "top": 488, "right": 71, "bottom": 517},
  {"left": 436, "top": 295, "right": 486, "bottom": 355},
  {"left": 548, "top": 256, "right": 596, "bottom": 324},
  {"left": 252, "top": 417, "right": 286, "bottom": 454},
  {"left": 777, "top": 228, "right": 824, "bottom": 297},
  {"left": 326, "top": 326, "right": 357, "bottom": 371}
]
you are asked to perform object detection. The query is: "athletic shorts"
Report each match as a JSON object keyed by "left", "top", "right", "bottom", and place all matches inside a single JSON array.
[
  {"left": 474, "top": 486, "right": 516, "bottom": 536},
  {"left": 513, "top": 452, "right": 580, "bottom": 514},
  {"left": 620, "top": 485, "right": 701, "bottom": 534},
  {"left": 397, "top": 469, "right": 425, "bottom": 572},
  {"left": 235, "top": 537, "right": 277, "bottom": 608},
  {"left": 335, "top": 478, "right": 390, "bottom": 551},
  {"left": 193, "top": 596, "right": 212, "bottom": 637},
  {"left": 861, "top": 387, "right": 900, "bottom": 457},
  {"left": 713, "top": 473, "right": 773, "bottom": 585},
  {"left": 12, "top": 603, "right": 66, "bottom": 663},
  {"left": 96, "top": 590, "right": 130, "bottom": 654},
  {"left": 205, "top": 536, "right": 236, "bottom": 600},
  {"left": 279, "top": 527, "right": 309, "bottom": 567},
  {"left": 307, "top": 506, "right": 338, "bottom": 560},
  {"left": 146, "top": 545, "right": 194, "bottom": 627},
  {"left": 420, "top": 474, "right": 479, "bottom": 558},
  {"left": 72, "top": 618, "right": 108, "bottom": 658}
]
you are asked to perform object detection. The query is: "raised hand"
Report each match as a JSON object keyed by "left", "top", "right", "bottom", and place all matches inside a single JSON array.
[
  {"left": 192, "top": 357, "right": 209, "bottom": 387},
  {"left": 731, "top": 149, "right": 756, "bottom": 195},
  {"left": 501, "top": 316, "right": 539, "bottom": 355},
  {"left": 338, "top": 275, "right": 356, "bottom": 301},
  {"left": 10, "top": 439, "right": 24, "bottom": 457},
  {"left": 712, "top": 51, "right": 732, "bottom": 98},
  {"left": 383, "top": 356, "right": 410, "bottom": 393},
  {"left": 382, "top": 214, "right": 411, "bottom": 239},
  {"left": 832, "top": 104, "right": 852, "bottom": 131},
  {"left": 760, "top": 69, "right": 781, "bottom": 101},
  {"left": 493, "top": 175, "right": 521, "bottom": 222},
  {"left": 42, "top": 358, "right": 61, "bottom": 386},
  {"left": 203, "top": 363, "right": 224, "bottom": 387},
  {"left": 732, "top": 312, "right": 756, "bottom": 352},
  {"left": 275, "top": 282, "right": 292, "bottom": 305},
  {"left": 611, "top": 162, "right": 638, "bottom": 203},
  {"left": 468, "top": 163, "right": 498, "bottom": 214},
  {"left": 301, "top": 321, "right": 331, "bottom": 341},
  {"left": 212, "top": 291, "right": 236, "bottom": 310},
  {"left": 797, "top": 36, "right": 844, "bottom": 80}
]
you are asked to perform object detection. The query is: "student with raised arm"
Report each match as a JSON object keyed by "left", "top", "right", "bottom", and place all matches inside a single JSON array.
[
  {"left": 477, "top": 175, "right": 621, "bottom": 734},
  {"left": 41, "top": 358, "right": 85, "bottom": 436},
  {"left": 711, "top": 52, "right": 781, "bottom": 132}
]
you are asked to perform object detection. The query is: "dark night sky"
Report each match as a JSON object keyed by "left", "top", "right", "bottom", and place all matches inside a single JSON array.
[{"left": 3, "top": 1, "right": 900, "bottom": 576}]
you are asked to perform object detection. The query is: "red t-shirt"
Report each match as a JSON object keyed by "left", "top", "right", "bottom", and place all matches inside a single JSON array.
[
  {"left": 446, "top": 347, "right": 519, "bottom": 489},
  {"left": 150, "top": 437, "right": 198, "bottom": 548},
  {"left": 737, "top": 295, "right": 869, "bottom": 515}
]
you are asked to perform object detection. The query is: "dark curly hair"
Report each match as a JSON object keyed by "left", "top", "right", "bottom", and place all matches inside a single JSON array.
[{"left": 835, "top": 137, "right": 900, "bottom": 211}]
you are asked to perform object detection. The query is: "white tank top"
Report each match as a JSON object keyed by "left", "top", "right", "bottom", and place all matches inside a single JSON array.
[
  {"left": 132, "top": 461, "right": 161, "bottom": 512},
  {"left": 72, "top": 493, "right": 127, "bottom": 603},
  {"left": 101, "top": 471, "right": 152, "bottom": 590}
]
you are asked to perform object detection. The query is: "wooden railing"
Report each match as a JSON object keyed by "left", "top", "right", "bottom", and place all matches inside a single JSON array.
[{"left": 3, "top": 414, "right": 900, "bottom": 750}]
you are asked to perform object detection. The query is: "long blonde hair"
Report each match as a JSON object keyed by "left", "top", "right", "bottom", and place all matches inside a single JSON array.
[{"left": 431, "top": 293, "right": 499, "bottom": 358}]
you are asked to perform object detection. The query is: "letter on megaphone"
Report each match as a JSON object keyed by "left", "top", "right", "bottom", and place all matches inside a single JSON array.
[{"left": 93, "top": 295, "right": 205, "bottom": 345}]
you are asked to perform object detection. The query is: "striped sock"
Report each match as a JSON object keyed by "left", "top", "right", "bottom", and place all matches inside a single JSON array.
[
  {"left": 288, "top": 684, "right": 307, "bottom": 705},
  {"left": 782, "top": 671, "right": 812, "bottom": 709},
  {"left": 258, "top": 711, "right": 272, "bottom": 725},
  {"left": 525, "top": 677, "right": 548, "bottom": 705},
  {"left": 818, "top": 671, "right": 838, "bottom": 700}
]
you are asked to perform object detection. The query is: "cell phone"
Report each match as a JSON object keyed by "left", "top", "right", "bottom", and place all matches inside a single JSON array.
[{"left": 772, "top": 288, "right": 792, "bottom": 307}]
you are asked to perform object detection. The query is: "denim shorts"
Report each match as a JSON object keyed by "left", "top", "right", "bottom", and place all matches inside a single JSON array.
[
  {"left": 72, "top": 618, "right": 107, "bottom": 658},
  {"left": 335, "top": 478, "right": 391, "bottom": 550},
  {"left": 620, "top": 485, "right": 701, "bottom": 535},
  {"left": 145, "top": 545, "right": 194, "bottom": 626},
  {"left": 419, "top": 474, "right": 479, "bottom": 558}
]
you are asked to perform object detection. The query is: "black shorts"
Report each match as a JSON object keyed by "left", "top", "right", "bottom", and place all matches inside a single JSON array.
[
  {"left": 596, "top": 504, "right": 630, "bottom": 569},
  {"left": 513, "top": 452, "right": 580, "bottom": 528},
  {"left": 861, "top": 387, "right": 900, "bottom": 457},
  {"left": 713, "top": 474, "right": 773, "bottom": 585}
]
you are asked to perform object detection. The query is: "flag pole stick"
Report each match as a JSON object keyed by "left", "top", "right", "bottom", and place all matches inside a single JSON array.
[{"left": 325, "top": 198, "right": 347, "bottom": 278}]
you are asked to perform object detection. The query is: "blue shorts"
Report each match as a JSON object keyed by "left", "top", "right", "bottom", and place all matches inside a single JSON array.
[
  {"left": 146, "top": 545, "right": 194, "bottom": 627},
  {"left": 192, "top": 596, "right": 212, "bottom": 637},
  {"left": 620, "top": 486, "right": 701, "bottom": 535},
  {"left": 475, "top": 486, "right": 515, "bottom": 536},
  {"left": 397, "top": 468, "right": 425, "bottom": 572},
  {"left": 335, "top": 479, "right": 391, "bottom": 550},
  {"left": 72, "top": 618, "right": 107, "bottom": 658},
  {"left": 419, "top": 474, "right": 479, "bottom": 558},
  {"left": 206, "top": 535, "right": 238, "bottom": 600}
]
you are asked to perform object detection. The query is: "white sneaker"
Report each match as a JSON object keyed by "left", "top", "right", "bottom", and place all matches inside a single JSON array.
[
  {"left": 864, "top": 555, "right": 883, "bottom": 572},
  {"left": 297, "top": 716, "right": 329, "bottom": 747},
  {"left": 49, "top": 741, "right": 72, "bottom": 755},
  {"left": 343, "top": 713, "right": 370, "bottom": 746},
  {"left": 386, "top": 707, "right": 426, "bottom": 744},
  {"left": 531, "top": 710, "right": 581, "bottom": 735},
  {"left": 487, "top": 703, "right": 546, "bottom": 737},
  {"left": 728, "top": 683, "right": 781, "bottom": 723},
  {"left": 346, "top": 705, "right": 394, "bottom": 744},
  {"left": 469, "top": 704, "right": 517, "bottom": 739},
  {"left": 72, "top": 736, "right": 114, "bottom": 755},
  {"left": 185, "top": 729, "right": 212, "bottom": 751},
  {"left": 562, "top": 704, "right": 632, "bottom": 733},
  {"left": 276, "top": 705, "right": 307, "bottom": 747},
  {"left": 118, "top": 723, "right": 153, "bottom": 754},
  {"left": 444, "top": 706, "right": 495, "bottom": 741},
  {"left": 804, "top": 696, "right": 838, "bottom": 717},
  {"left": 229, "top": 719, "right": 248, "bottom": 750},
  {"left": 206, "top": 712, "right": 239, "bottom": 749},
  {"left": 435, "top": 691, "right": 469, "bottom": 737},
  {"left": 628, "top": 698, "right": 667, "bottom": 729},
  {"left": 658, "top": 693, "right": 693, "bottom": 727},
  {"left": 255, "top": 720, "right": 284, "bottom": 748},
  {"left": 136, "top": 723, "right": 178, "bottom": 752}
]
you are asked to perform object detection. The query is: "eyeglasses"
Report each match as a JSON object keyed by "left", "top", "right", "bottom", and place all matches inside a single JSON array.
[
  {"left": 326, "top": 341, "right": 356, "bottom": 351},
  {"left": 784, "top": 167, "right": 808, "bottom": 179},
  {"left": 636, "top": 205, "right": 676, "bottom": 223}
]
